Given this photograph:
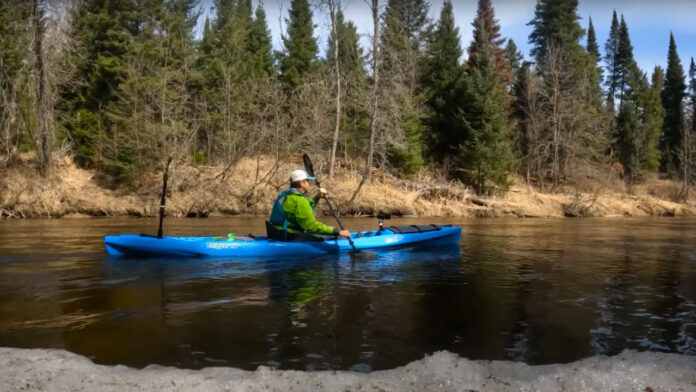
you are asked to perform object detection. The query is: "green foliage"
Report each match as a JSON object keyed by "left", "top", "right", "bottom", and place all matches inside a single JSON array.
[
  {"left": 456, "top": 21, "right": 513, "bottom": 195},
  {"left": 247, "top": 4, "right": 274, "bottom": 77},
  {"left": 421, "top": 0, "right": 464, "bottom": 161},
  {"left": 660, "top": 33, "right": 686, "bottom": 176},
  {"left": 279, "top": 0, "right": 319, "bottom": 90},
  {"left": 604, "top": 11, "right": 620, "bottom": 109},
  {"left": 468, "top": 0, "right": 510, "bottom": 87},
  {"left": 528, "top": 0, "right": 586, "bottom": 73},
  {"left": 388, "top": 101, "right": 425, "bottom": 177}
]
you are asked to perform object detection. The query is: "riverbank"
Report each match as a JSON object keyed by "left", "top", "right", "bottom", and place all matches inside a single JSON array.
[
  {"left": 1, "top": 347, "right": 694, "bottom": 392},
  {"left": 1, "top": 154, "right": 695, "bottom": 218}
]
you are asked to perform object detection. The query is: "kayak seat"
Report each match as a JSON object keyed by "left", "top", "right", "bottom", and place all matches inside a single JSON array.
[{"left": 387, "top": 224, "right": 441, "bottom": 234}]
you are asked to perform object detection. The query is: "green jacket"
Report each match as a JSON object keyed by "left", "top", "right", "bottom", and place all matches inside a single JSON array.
[{"left": 269, "top": 188, "right": 336, "bottom": 235}]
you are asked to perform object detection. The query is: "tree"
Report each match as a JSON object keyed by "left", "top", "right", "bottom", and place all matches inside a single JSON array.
[
  {"left": 247, "top": 4, "right": 274, "bottom": 77},
  {"left": 326, "top": 9, "right": 368, "bottom": 162},
  {"left": 504, "top": 39, "right": 524, "bottom": 85},
  {"left": 0, "top": 0, "right": 32, "bottom": 162},
  {"left": 660, "top": 33, "right": 686, "bottom": 176},
  {"left": 604, "top": 10, "right": 620, "bottom": 112},
  {"left": 421, "top": 0, "right": 463, "bottom": 162},
  {"left": 584, "top": 17, "right": 603, "bottom": 112},
  {"left": 467, "top": 0, "right": 510, "bottom": 88},
  {"left": 586, "top": 17, "right": 600, "bottom": 66},
  {"left": 457, "top": 20, "right": 513, "bottom": 195},
  {"left": 528, "top": 0, "right": 586, "bottom": 73},
  {"left": 279, "top": 0, "right": 319, "bottom": 90}
]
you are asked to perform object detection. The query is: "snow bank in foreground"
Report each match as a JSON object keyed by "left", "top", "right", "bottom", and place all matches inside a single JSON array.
[{"left": 1, "top": 347, "right": 694, "bottom": 392}]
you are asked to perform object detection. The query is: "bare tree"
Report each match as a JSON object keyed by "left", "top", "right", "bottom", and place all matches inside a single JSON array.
[
  {"left": 30, "top": 0, "right": 52, "bottom": 177},
  {"left": 351, "top": 0, "right": 380, "bottom": 202},
  {"left": 319, "top": 0, "right": 342, "bottom": 178}
]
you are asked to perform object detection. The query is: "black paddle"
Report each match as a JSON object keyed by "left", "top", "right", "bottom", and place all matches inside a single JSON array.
[
  {"left": 302, "top": 154, "right": 371, "bottom": 258},
  {"left": 156, "top": 158, "right": 173, "bottom": 239}
]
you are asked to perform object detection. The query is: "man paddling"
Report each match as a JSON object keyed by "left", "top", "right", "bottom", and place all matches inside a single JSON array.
[{"left": 266, "top": 170, "right": 351, "bottom": 241}]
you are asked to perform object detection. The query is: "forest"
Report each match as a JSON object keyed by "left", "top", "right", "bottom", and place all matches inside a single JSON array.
[{"left": 1, "top": 0, "right": 695, "bottom": 217}]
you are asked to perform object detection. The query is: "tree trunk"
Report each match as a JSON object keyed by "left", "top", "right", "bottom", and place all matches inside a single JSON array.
[
  {"left": 33, "top": 0, "right": 50, "bottom": 177},
  {"left": 328, "top": 0, "right": 341, "bottom": 178},
  {"left": 351, "top": 0, "right": 379, "bottom": 202}
]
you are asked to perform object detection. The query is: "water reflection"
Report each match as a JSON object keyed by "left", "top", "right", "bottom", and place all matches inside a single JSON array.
[{"left": 0, "top": 217, "right": 695, "bottom": 370}]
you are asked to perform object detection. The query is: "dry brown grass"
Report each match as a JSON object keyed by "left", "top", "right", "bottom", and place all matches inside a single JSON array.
[{"left": 1, "top": 153, "right": 695, "bottom": 218}]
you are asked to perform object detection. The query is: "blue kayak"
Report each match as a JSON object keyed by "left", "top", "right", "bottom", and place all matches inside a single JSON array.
[{"left": 104, "top": 224, "right": 461, "bottom": 258}]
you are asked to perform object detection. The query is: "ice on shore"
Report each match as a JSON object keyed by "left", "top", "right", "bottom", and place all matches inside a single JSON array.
[{"left": 1, "top": 347, "right": 694, "bottom": 392}]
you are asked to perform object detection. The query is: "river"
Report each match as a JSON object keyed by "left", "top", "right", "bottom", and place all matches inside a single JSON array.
[{"left": 0, "top": 216, "right": 694, "bottom": 372}]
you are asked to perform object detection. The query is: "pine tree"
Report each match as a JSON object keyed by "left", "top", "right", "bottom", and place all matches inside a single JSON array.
[
  {"left": 247, "top": 4, "right": 274, "bottom": 77},
  {"left": 379, "top": 0, "right": 430, "bottom": 176},
  {"left": 528, "top": 0, "right": 586, "bottom": 72},
  {"left": 504, "top": 39, "right": 524, "bottom": 83},
  {"left": 279, "top": 0, "right": 319, "bottom": 90},
  {"left": 467, "top": 0, "right": 510, "bottom": 88},
  {"left": 586, "top": 17, "right": 600, "bottom": 65},
  {"left": 585, "top": 17, "right": 603, "bottom": 110},
  {"left": 421, "top": 0, "right": 463, "bottom": 161},
  {"left": 642, "top": 67, "right": 665, "bottom": 172},
  {"left": 457, "top": 20, "right": 513, "bottom": 195},
  {"left": 604, "top": 10, "right": 620, "bottom": 110},
  {"left": 59, "top": 0, "right": 137, "bottom": 170},
  {"left": 660, "top": 33, "right": 686, "bottom": 175},
  {"left": 615, "top": 16, "right": 634, "bottom": 111}
]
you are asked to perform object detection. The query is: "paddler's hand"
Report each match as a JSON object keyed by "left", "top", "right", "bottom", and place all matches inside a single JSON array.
[
  {"left": 317, "top": 187, "right": 328, "bottom": 198},
  {"left": 338, "top": 229, "right": 350, "bottom": 238}
]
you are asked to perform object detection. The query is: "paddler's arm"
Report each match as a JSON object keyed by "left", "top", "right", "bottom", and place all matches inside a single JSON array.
[{"left": 294, "top": 196, "right": 337, "bottom": 235}]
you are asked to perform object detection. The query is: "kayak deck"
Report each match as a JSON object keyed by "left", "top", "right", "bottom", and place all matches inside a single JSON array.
[{"left": 104, "top": 225, "right": 461, "bottom": 258}]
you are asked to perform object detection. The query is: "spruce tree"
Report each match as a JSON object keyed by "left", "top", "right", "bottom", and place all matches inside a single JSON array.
[
  {"left": 528, "top": 0, "right": 586, "bottom": 72},
  {"left": 504, "top": 39, "right": 524, "bottom": 82},
  {"left": 660, "top": 33, "right": 686, "bottom": 175},
  {"left": 421, "top": 0, "right": 463, "bottom": 161},
  {"left": 457, "top": 20, "right": 513, "bottom": 195},
  {"left": 380, "top": 0, "right": 429, "bottom": 176},
  {"left": 279, "top": 0, "right": 319, "bottom": 90},
  {"left": 642, "top": 67, "right": 665, "bottom": 173},
  {"left": 247, "top": 4, "right": 274, "bottom": 77},
  {"left": 468, "top": 0, "right": 510, "bottom": 87},
  {"left": 586, "top": 17, "right": 600, "bottom": 65},
  {"left": 585, "top": 17, "right": 603, "bottom": 110},
  {"left": 615, "top": 16, "right": 634, "bottom": 111},
  {"left": 60, "top": 0, "right": 137, "bottom": 170},
  {"left": 604, "top": 11, "right": 620, "bottom": 110}
]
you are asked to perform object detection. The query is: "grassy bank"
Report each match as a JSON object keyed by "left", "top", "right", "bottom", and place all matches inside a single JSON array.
[{"left": 1, "top": 153, "right": 695, "bottom": 219}]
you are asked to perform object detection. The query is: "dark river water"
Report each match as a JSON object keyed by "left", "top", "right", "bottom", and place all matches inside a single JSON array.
[{"left": 0, "top": 217, "right": 695, "bottom": 371}]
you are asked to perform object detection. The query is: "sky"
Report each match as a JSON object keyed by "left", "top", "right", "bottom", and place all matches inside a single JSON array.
[{"left": 198, "top": 0, "right": 696, "bottom": 75}]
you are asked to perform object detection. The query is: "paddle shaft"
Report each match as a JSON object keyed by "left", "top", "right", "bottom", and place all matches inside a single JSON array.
[
  {"left": 314, "top": 178, "right": 358, "bottom": 250},
  {"left": 157, "top": 158, "right": 173, "bottom": 239}
]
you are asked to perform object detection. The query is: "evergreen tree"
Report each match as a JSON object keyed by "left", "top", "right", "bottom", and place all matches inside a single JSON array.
[
  {"left": 326, "top": 10, "right": 368, "bottom": 156},
  {"left": 643, "top": 67, "right": 665, "bottom": 172},
  {"left": 457, "top": 20, "right": 513, "bottom": 195},
  {"left": 585, "top": 17, "right": 603, "bottom": 110},
  {"left": 421, "top": 0, "right": 463, "bottom": 161},
  {"left": 379, "top": 0, "right": 430, "bottom": 176},
  {"left": 604, "top": 10, "right": 620, "bottom": 110},
  {"left": 504, "top": 39, "right": 524, "bottom": 83},
  {"left": 60, "top": 0, "right": 138, "bottom": 170},
  {"left": 586, "top": 17, "right": 600, "bottom": 65},
  {"left": 279, "top": 0, "right": 319, "bottom": 90},
  {"left": 468, "top": 0, "right": 510, "bottom": 88},
  {"left": 528, "top": 0, "right": 586, "bottom": 73},
  {"left": 0, "top": 0, "right": 32, "bottom": 156},
  {"left": 615, "top": 16, "right": 634, "bottom": 110},
  {"left": 247, "top": 4, "right": 274, "bottom": 77},
  {"left": 660, "top": 33, "right": 686, "bottom": 175}
]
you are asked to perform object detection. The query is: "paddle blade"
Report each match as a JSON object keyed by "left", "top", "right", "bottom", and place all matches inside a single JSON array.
[{"left": 302, "top": 153, "right": 314, "bottom": 177}]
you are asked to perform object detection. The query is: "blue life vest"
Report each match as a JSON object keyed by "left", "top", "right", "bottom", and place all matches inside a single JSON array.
[{"left": 269, "top": 188, "right": 314, "bottom": 232}]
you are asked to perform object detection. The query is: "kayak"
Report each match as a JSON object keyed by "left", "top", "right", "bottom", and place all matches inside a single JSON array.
[{"left": 104, "top": 224, "right": 461, "bottom": 258}]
